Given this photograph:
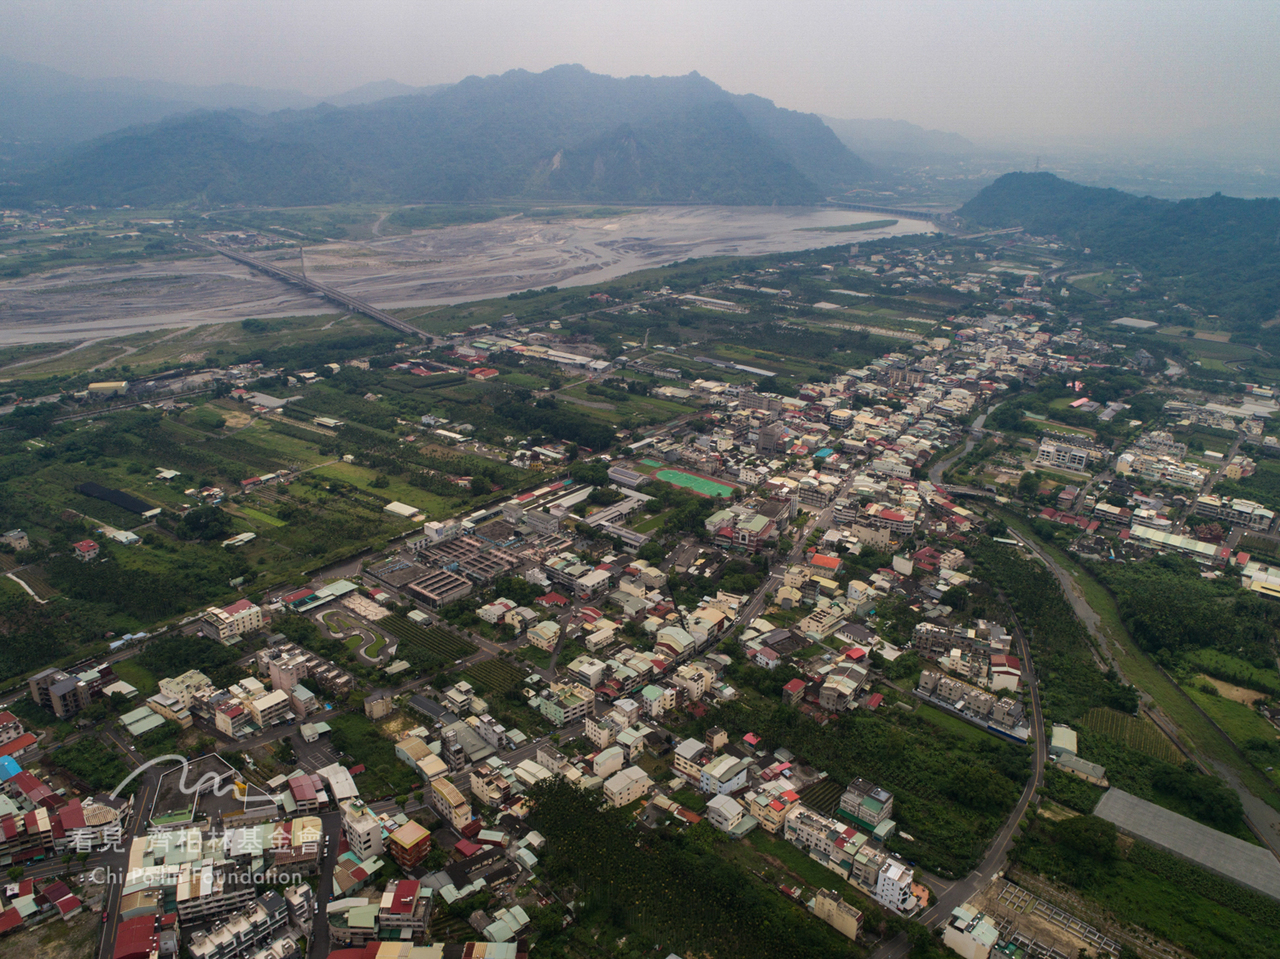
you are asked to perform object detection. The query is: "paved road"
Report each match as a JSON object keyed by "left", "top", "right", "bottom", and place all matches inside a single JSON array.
[{"left": 897, "top": 591, "right": 1047, "bottom": 941}]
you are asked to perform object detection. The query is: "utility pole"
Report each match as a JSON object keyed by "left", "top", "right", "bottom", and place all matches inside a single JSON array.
[{"left": 298, "top": 243, "right": 306, "bottom": 281}]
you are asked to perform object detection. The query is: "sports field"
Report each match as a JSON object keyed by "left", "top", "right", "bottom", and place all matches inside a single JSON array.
[{"left": 652, "top": 467, "right": 734, "bottom": 497}]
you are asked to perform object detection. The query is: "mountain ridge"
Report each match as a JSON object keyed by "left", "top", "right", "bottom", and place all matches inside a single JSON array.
[
  {"left": 959, "top": 172, "right": 1280, "bottom": 330},
  {"left": 1, "top": 64, "right": 874, "bottom": 208}
]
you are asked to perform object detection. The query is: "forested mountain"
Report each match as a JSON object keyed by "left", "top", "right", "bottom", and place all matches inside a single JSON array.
[
  {"left": 959, "top": 172, "right": 1280, "bottom": 329},
  {"left": 0, "top": 65, "right": 873, "bottom": 208}
]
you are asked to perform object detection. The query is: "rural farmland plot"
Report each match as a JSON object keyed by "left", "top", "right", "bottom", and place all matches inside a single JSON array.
[
  {"left": 1081, "top": 707, "right": 1183, "bottom": 764},
  {"left": 379, "top": 615, "right": 476, "bottom": 661},
  {"left": 463, "top": 659, "right": 528, "bottom": 695}
]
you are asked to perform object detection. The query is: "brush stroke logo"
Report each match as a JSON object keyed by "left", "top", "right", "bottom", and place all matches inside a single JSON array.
[{"left": 112, "top": 754, "right": 276, "bottom": 809}]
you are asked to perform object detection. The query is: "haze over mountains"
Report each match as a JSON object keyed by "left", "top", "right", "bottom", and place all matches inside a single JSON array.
[
  {"left": 0, "top": 64, "right": 877, "bottom": 208},
  {"left": 0, "top": 54, "right": 448, "bottom": 142}
]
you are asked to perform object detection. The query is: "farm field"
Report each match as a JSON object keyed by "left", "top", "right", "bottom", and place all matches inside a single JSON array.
[
  {"left": 1183, "top": 649, "right": 1280, "bottom": 698},
  {"left": 11, "top": 566, "right": 57, "bottom": 600},
  {"left": 797, "top": 778, "right": 842, "bottom": 816},
  {"left": 379, "top": 615, "right": 477, "bottom": 662},
  {"left": 1080, "top": 707, "right": 1183, "bottom": 764},
  {"left": 462, "top": 659, "right": 528, "bottom": 696}
]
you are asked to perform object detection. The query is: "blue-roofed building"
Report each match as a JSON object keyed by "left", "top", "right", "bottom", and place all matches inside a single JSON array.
[{"left": 0, "top": 756, "right": 21, "bottom": 781}]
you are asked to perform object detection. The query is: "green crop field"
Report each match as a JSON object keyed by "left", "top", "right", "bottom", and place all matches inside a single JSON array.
[
  {"left": 463, "top": 659, "right": 527, "bottom": 695},
  {"left": 379, "top": 615, "right": 476, "bottom": 661},
  {"left": 1184, "top": 649, "right": 1280, "bottom": 698},
  {"left": 237, "top": 506, "right": 287, "bottom": 527},
  {"left": 1081, "top": 707, "right": 1183, "bottom": 764},
  {"left": 797, "top": 778, "right": 842, "bottom": 816}
]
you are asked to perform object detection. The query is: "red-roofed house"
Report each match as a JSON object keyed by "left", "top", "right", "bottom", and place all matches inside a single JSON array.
[
  {"left": 0, "top": 907, "right": 23, "bottom": 935},
  {"left": 288, "top": 774, "right": 319, "bottom": 814},
  {"left": 537, "top": 592, "right": 569, "bottom": 608},
  {"left": 11, "top": 771, "right": 56, "bottom": 809},
  {"left": 0, "top": 733, "right": 36, "bottom": 760},
  {"left": 809, "top": 553, "right": 841, "bottom": 573},
  {"left": 72, "top": 540, "right": 99, "bottom": 562},
  {"left": 865, "top": 693, "right": 884, "bottom": 710},
  {"left": 753, "top": 648, "right": 781, "bottom": 670},
  {"left": 115, "top": 916, "right": 160, "bottom": 959},
  {"left": 0, "top": 712, "right": 23, "bottom": 746},
  {"left": 989, "top": 654, "right": 1022, "bottom": 692},
  {"left": 783, "top": 678, "right": 806, "bottom": 705}
]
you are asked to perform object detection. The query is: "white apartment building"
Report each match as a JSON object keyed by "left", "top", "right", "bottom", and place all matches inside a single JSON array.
[
  {"left": 201, "top": 600, "right": 264, "bottom": 642},
  {"left": 341, "top": 799, "right": 385, "bottom": 858},
  {"left": 603, "top": 767, "right": 653, "bottom": 808}
]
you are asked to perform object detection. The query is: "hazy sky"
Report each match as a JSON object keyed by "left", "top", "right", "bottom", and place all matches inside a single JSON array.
[{"left": 6, "top": 0, "right": 1279, "bottom": 150}]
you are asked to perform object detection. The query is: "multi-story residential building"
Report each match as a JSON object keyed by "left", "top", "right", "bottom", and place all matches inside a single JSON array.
[
  {"left": 706, "top": 794, "right": 745, "bottom": 833},
  {"left": 839, "top": 779, "right": 895, "bottom": 834},
  {"left": 72, "top": 539, "right": 100, "bottom": 562},
  {"left": 201, "top": 600, "right": 264, "bottom": 642},
  {"left": 1034, "top": 440, "right": 1091, "bottom": 472},
  {"left": 469, "top": 762, "right": 515, "bottom": 808},
  {"left": 385, "top": 820, "right": 431, "bottom": 872},
  {"left": 247, "top": 689, "right": 291, "bottom": 728},
  {"left": 669, "top": 663, "right": 714, "bottom": 701},
  {"left": 1194, "top": 494, "right": 1275, "bottom": 530},
  {"left": 603, "top": 766, "right": 653, "bottom": 808},
  {"left": 535, "top": 682, "right": 594, "bottom": 726},
  {"left": 585, "top": 716, "right": 620, "bottom": 750},
  {"left": 283, "top": 884, "right": 315, "bottom": 928},
  {"left": 700, "top": 754, "right": 750, "bottom": 796},
  {"left": 28, "top": 668, "right": 90, "bottom": 718},
  {"left": 813, "top": 889, "right": 862, "bottom": 941},
  {"left": 158, "top": 670, "right": 213, "bottom": 708},
  {"left": 876, "top": 859, "right": 915, "bottom": 911},
  {"left": 341, "top": 799, "right": 385, "bottom": 859},
  {"left": 430, "top": 778, "right": 473, "bottom": 831},
  {"left": 188, "top": 892, "right": 289, "bottom": 959},
  {"left": 0, "top": 710, "right": 24, "bottom": 748},
  {"left": 749, "top": 784, "right": 801, "bottom": 834},
  {"left": 215, "top": 700, "right": 252, "bottom": 739},
  {"left": 819, "top": 664, "right": 867, "bottom": 711},
  {"left": 672, "top": 738, "right": 707, "bottom": 780}
]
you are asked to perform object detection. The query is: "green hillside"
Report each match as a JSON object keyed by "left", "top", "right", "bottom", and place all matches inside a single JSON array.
[{"left": 2, "top": 65, "right": 874, "bottom": 208}]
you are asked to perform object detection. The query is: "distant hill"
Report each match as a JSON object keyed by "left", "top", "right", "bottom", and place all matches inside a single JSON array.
[
  {"left": 821, "top": 116, "right": 975, "bottom": 157},
  {"left": 959, "top": 172, "right": 1280, "bottom": 329},
  {"left": 0, "top": 54, "right": 322, "bottom": 142},
  {"left": 1, "top": 64, "right": 873, "bottom": 207},
  {"left": 321, "top": 80, "right": 450, "bottom": 108}
]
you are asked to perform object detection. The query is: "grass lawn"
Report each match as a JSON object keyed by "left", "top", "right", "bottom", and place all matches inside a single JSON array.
[
  {"left": 237, "top": 506, "right": 288, "bottom": 527},
  {"left": 310, "top": 462, "right": 455, "bottom": 520},
  {"left": 111, "top": 658, "right": 159, "bottom": 697},
  {"left": 720, "top": 829, "right": 876, "bottom": 913},
  {"left": 366, "top": 636, "right": 386, "bottom": 658},
  {"left": 631, "top": 511, "right": 669, "bottom": 533},
  {"left": 516, "top": 645, "right": 552, "bottom": 669},
  {"left": 916, "top": 703, "right": 992, "bottom": 745}
]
